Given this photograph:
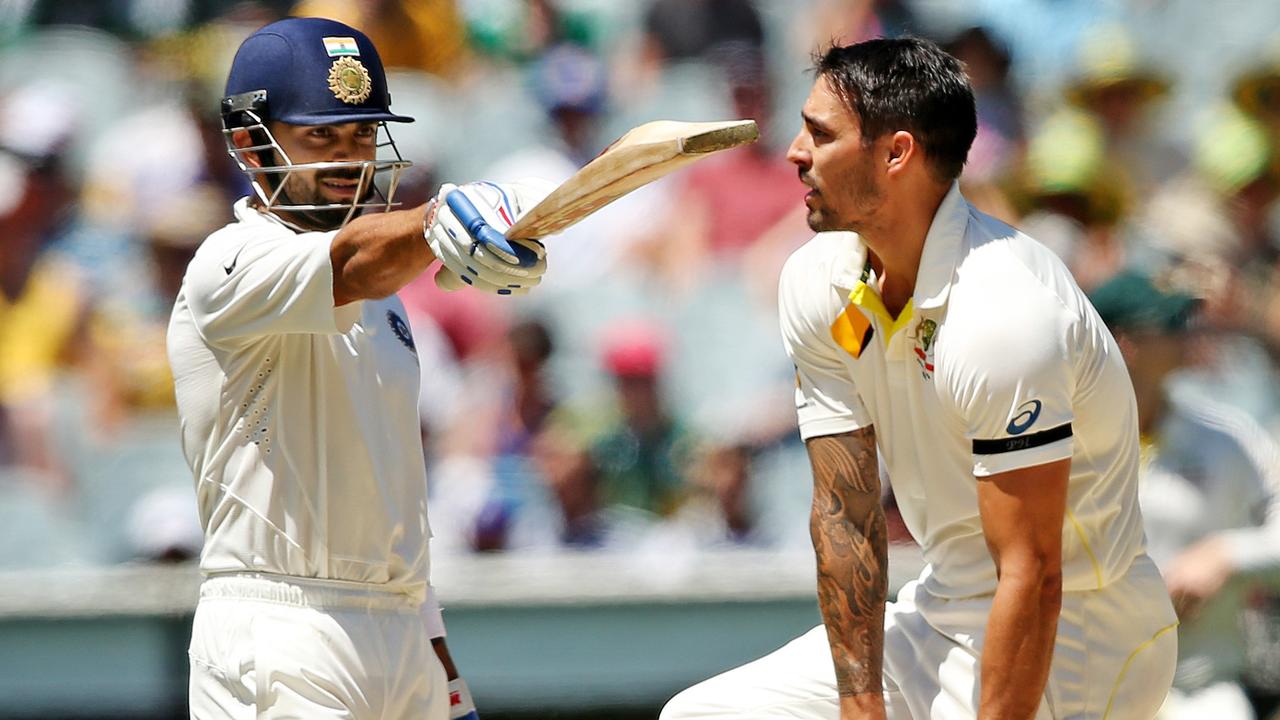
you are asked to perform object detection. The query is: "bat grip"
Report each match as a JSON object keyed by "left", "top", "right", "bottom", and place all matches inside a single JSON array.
[{"left": 444, "top": 190, "right": 537, "bottom": 268}]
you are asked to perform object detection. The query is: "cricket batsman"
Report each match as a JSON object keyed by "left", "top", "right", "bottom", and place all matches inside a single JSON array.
[{"left": 167, "top": 17, "right": 550, "bottom": 719}]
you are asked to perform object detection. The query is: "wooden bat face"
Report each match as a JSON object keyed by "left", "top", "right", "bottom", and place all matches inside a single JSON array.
[{"left": 505, "top": 119, "right": 759, "bottom": 240}]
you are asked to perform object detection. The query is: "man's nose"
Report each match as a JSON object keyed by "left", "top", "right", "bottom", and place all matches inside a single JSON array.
[
  {"left": 332, "top": 132, "right": 360, "bottom": 160},
  {"left": 786, "top": 132, "right": 810, "bottom": 168}
]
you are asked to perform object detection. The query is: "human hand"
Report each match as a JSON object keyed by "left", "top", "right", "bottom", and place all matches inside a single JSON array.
[
  {"left": 1164, "top": 535, "right": 1234, "bottom": 621},
  {"left": 425, "top": 180, "right": 551, "bottom": 295}
]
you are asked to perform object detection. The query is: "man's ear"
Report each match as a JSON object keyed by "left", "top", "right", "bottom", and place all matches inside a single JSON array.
[
  {"left": 230, "top": 129, "right": 262, "bottom": 168},
  {"left": 885, "top": 130, "right": 916, "bottom": 177}
]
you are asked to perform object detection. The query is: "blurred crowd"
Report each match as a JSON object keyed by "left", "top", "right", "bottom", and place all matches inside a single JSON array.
[{"left": 4, "top": 0, "right": 1280, "bottom": 715}]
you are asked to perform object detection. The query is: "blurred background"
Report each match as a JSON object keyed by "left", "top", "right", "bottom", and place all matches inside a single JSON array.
[{"left": 2, "top": 0, "right": 1280, "bottom": 718}]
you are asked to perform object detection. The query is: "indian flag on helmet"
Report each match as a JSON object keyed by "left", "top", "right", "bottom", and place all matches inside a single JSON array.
[{"left": 323, "top": 37, "right": 360, "bottom": 57}]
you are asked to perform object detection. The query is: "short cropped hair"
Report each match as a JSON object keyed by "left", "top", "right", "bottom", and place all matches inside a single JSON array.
[{"left": 814, "top": 37, "right": 977, "bottom": 181}]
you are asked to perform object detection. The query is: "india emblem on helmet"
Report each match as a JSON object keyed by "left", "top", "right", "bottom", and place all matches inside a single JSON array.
[{"left": 328, "top": 57, "right": 372, "bottom": 104}]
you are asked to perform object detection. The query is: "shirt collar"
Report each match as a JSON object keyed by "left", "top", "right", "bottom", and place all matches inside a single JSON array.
[
  {"left": 912, "top": 181, "right": 969, "bottom": 310},
  {"left": 830, "top": 232, "right": 868, "bottom": 291},
  {"left": 234, "top": 196, "right": 291, "bottom": 230}
]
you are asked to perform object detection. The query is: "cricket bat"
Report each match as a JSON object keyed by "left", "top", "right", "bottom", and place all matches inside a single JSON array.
[{"left": 505, "top": 119, "right": 760, "bottom": 240}]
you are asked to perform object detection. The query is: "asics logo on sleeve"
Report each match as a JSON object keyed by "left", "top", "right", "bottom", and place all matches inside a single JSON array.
[{"left": 1006, "top": 399, "right": 1042, "bottom": 435}]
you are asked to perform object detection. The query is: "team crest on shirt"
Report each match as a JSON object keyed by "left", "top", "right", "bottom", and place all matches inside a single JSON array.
[
  {"left": 386, "top": 310, "right": 416, "bottom": 354},
  {"left": 912, "top": 318, "right": 937, "bottom": 380}
]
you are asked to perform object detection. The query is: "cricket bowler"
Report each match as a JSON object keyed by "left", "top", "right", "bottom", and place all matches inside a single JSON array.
[
  {"left": 661, "top": 37, "right": 1178, "bottom": 719},
  {"left": 168, "top": 16, "right": 550, "bottom": 719}
]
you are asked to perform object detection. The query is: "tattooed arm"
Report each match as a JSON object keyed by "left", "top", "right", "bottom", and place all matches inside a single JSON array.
[{"left": 806, "top": 427, "right": 888, "bottom": 720}]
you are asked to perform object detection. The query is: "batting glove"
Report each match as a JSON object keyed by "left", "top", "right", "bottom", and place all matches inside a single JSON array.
[
  {"left": 448, "top": 678, "right": 479, "bottom": 719},
  {"left": 426, "top": 180, "right": 551, "bottom": 296}
]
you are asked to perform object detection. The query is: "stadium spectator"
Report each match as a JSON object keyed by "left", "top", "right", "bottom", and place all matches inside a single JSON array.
[
  {"left": 484, "top": 41, "right": 668, "bottom": 293},
  {"left": 0, "top": 141, "right": 88, "bottom": 492},
  {"left": 291, "top": 0, "right": 469, "bottom": 78},
  {"left": 585, "top": 320, "right": 699, "bottom": 519},
  {"left": 89, "top": 185, "right": 230, "bottom": 429},
  {"left": 1091, "top": 270, "right": 1280, "bottom": 720},
  {"left": 641, "top": 0, "right": 765, "bottom": 67},
  {"left": 1233, "top": 38, "right": 1280, "bottom": 133},
  {"left": 1062, "top": 24, "right": 1182, "bottom": 200},
  {"left": 469, "top": 319, "right": 565, "bottom": 551},
  {"left": 944, "top": 25, "right": 1025, "bottom": 219},
  {"left": 1012, "top": 108, "right": 1132, "bottom": 290},
  {"left": 643, "top": 47, "right": 808, "bottom": 296},
  {"left": 1138, "top": 104, "right": 1280, "bottom": 427},
  {"left": 683, "top": 442, "right": 757, "bottom": 546},
  {"left": 529, "top": 422, "right": 607, "bottom": 548}
]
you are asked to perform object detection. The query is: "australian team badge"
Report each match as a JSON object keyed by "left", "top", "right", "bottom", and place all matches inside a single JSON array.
[{"left": 913, "top": 318, "right": 937, "bottom": 379}]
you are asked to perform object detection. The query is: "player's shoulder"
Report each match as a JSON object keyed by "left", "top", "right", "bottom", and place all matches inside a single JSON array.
[
  {"left": 951, "top": 206, "right": 1084, "bottom": 319},
  {"left": 936, "top": 207, "right": 1088, "bottom": 380},
  {"left": 183, "top": 203, "right": 294, "bottom": 285},
  {"left": 780, "top": 231, "right": 861, "bottom": 289},
  {"left": 779, "top": 231, "right": 862, "bottom": 329}
]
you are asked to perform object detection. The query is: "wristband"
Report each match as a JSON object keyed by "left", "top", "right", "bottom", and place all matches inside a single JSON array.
[{"left": 449, "top": 678, "right": 478, "bottom": 719}]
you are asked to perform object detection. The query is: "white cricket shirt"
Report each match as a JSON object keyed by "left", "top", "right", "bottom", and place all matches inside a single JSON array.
[
  {"left": 780, "top": 184, "right": 1148, "bottom": 598},
  {"left": 168, "top": 198, "right": 430, "bottom": 598}
]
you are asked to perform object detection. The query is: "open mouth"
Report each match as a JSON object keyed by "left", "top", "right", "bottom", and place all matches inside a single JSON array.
[
  {"left": 798, "top": 173, "right": 819, "bottom": 198},
  {"left": 320, "top": 176, "right": 364, "bottom": 199}
]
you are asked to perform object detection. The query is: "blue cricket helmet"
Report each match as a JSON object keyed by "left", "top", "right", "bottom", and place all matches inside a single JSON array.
[
  {"left": 223, "top": 17, "right": 413, "bottom": 126},
  {"left": 219, "top": 17, "right": 415, "bottom": 231}
]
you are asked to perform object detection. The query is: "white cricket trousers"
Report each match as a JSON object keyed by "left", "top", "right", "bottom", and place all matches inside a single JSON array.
[
  {"left": 662, "top": 554, "right": 1178, "bottom": 719},
  {"left": 188, "top": 573, "right": 449, "bottom": 720}
]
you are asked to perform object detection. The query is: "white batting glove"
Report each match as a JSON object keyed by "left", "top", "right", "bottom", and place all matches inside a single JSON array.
[{"left": 426, "top": 180, "right": 551, "bottom": 296}]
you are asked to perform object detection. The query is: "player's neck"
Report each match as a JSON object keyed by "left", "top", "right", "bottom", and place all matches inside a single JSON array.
[{"left": 862, "top": 185, "right": 947, "bottom": 317}]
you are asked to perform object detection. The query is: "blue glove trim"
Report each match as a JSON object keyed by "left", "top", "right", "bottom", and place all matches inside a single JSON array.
[{"left": 445, "top": 189, "right": 537, "bottom": 268}]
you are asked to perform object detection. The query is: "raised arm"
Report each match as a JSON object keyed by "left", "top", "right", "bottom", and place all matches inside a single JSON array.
[
  {"left": 330, "top": 204, "right": 433, "bottom": 306},
  {"left": 806, "top": 426, "right": 887, "bottom": 719},
  {"left": 976, "top": 457, "right": 1069, "bottom": 719}
]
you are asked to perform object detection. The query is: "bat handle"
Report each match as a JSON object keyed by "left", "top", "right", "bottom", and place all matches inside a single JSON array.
[{"left": 444, "top": 190, "right": 538, "bottom": 268}]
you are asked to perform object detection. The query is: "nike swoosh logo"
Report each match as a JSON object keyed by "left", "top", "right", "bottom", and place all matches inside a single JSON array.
[{"left": 224, "top": 246, "right": 245, "bottom": 275}]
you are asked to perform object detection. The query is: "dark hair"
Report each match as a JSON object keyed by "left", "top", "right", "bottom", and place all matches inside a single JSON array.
[{"left": 814, "top": 37, "right": 977, "bottom": 181}]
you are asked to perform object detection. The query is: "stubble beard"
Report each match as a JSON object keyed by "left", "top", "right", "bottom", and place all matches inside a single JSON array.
[
  {"left": 262, "top": 166, "right": 374, "bottom": 232},
  {"left": 804, "top": 155, "right": 883, "bottom": 234}
]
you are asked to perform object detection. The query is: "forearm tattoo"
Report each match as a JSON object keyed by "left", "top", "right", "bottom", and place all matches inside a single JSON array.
[{"left": 807, "top": 428, "right": 887, "bottom": 697}]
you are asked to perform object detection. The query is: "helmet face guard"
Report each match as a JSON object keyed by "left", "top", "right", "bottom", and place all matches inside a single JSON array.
[{"left": 221, "top": 91, "right": 412, "bottom": 232}]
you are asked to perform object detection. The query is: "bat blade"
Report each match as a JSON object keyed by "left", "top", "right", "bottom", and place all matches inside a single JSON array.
[{"left": 505, "top": 119, "right": 759, "bottom": 240}]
